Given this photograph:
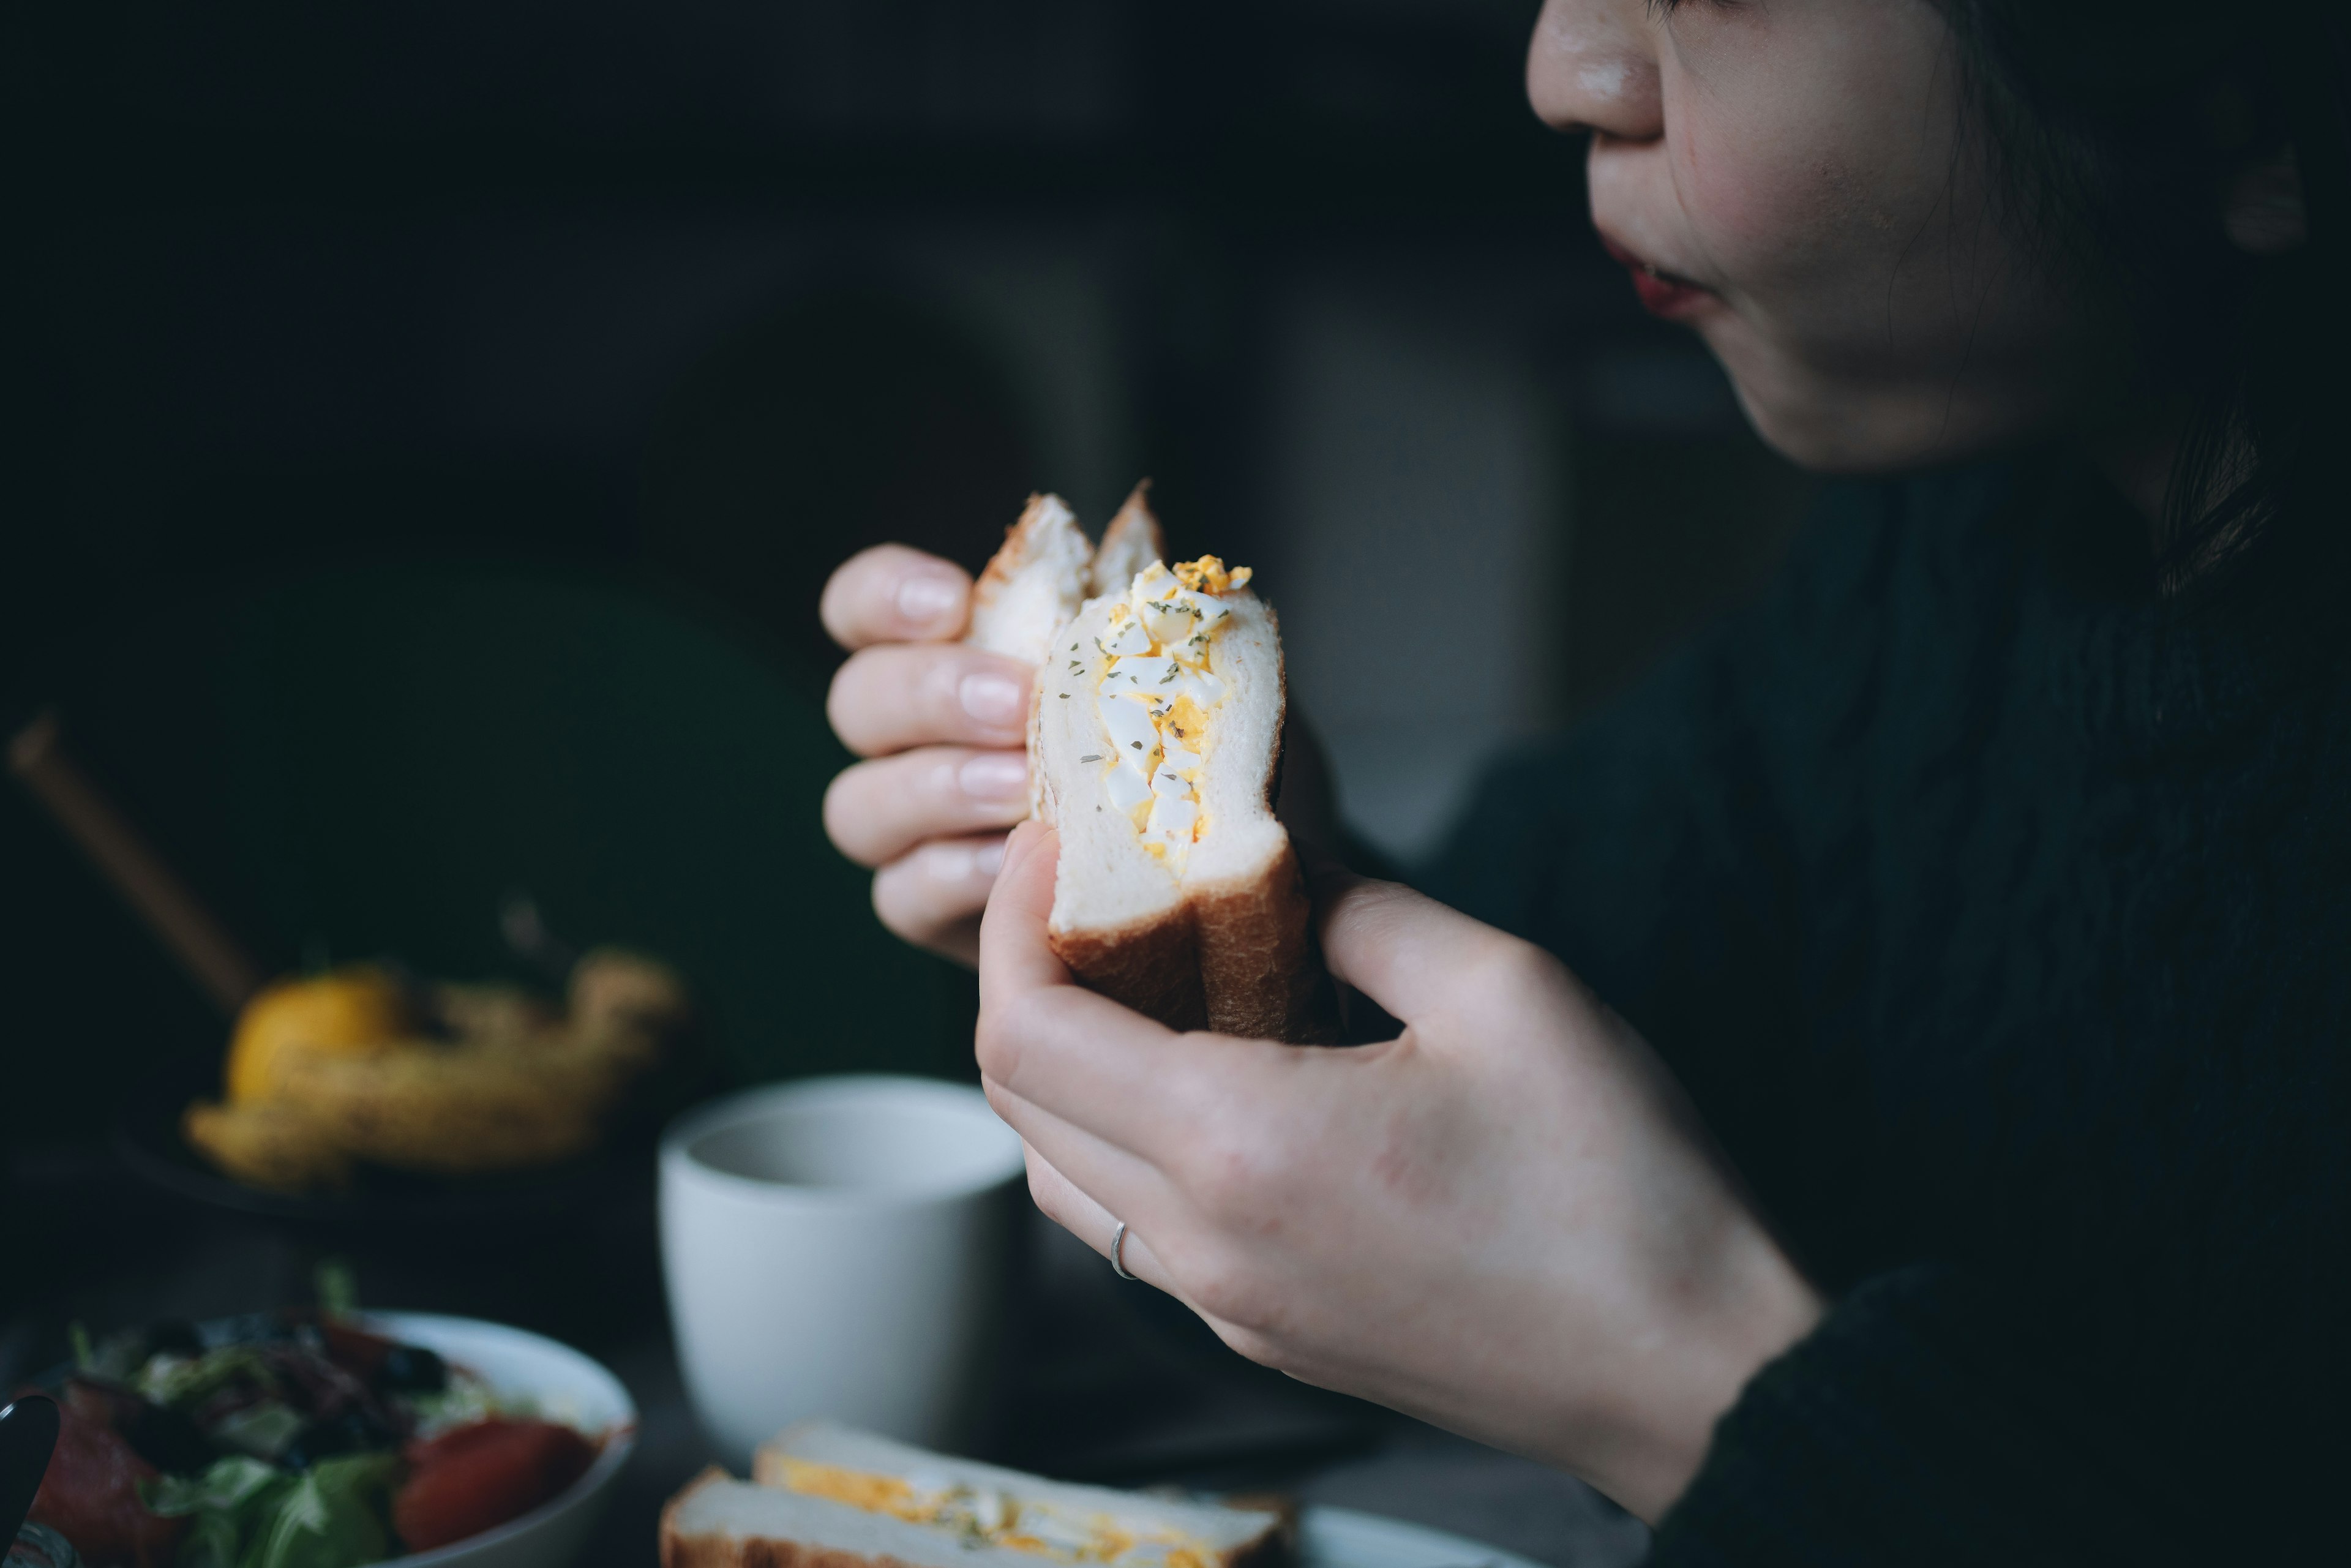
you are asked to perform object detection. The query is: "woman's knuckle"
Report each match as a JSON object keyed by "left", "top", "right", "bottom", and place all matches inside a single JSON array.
[
  {"left": 973, "top": 1007, "right": 1022, "bottom": 1082},
  {"left": 1182, "top": 1128, "right": 1281, "bottom": 1220},
  {"left": 1184, "top": 1254, "right": 1278, "bottom": 1332},
  {"left": 825, "top": 656, "right": 882, "bottom": 754},
  {"left": 1474, "top": 934, "right": 1557, "bottom": 999},
  {"left": 820, "top": 770, "right": 880, "bottom": 866},
  {"left": 1024, "top": 1165, "right": 1067, "bottom": 1223},
  {"left": 1212, "top": 1324, "right": 1285, "bottom": 1371},
  {"left": 871, "top": 866, "right": 934, "bottom": 944}
]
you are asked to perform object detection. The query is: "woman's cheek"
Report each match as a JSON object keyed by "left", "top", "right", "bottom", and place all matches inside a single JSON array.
[{"left": 1674, "top": 109, "right": 1881, "bottom": 299}]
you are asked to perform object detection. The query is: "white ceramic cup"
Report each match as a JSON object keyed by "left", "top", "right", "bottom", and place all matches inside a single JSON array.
[{"left": 659, "top": 1074, "right": 1027, "bottom": 1468}]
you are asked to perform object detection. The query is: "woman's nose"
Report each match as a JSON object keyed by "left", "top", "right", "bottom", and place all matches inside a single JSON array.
[{"left": 1524, "top": 0, "right": 1663, "bottom": 143}]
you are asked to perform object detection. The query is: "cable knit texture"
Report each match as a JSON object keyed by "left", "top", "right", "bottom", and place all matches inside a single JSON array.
[{"left": 1426, "top": 457, "right": 2351, "bottom": 1562}]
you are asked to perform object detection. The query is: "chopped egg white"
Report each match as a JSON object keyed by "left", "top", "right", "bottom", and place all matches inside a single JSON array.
[
  {"left": 1098, "top": 695, "right": 1162, "bottom": 767},
  {"left": 1086, "top": 558, "right": 1250, "bottom": 872},
  {"left": 1098, "top": 614, "right": 1154, "bottom": 659},
  {"left": 1177, "top": 669, "right": 1224, "bottom": 707},
  {"left": 1145, "top": 794, "right": 1199, "bottom": 852},
  {"left": 1104, "top": 762, "right": 1153, "bottom": 819}
]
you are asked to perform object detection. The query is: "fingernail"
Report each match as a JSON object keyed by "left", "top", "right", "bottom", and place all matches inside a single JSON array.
[
  {"left": 959, "top": 672, "right": 1028, "bottom": 728},
  {"left": 959, "top": 752, "right": 1031, "bottom": 801},
  {"left": 897, "top": 574, "right": 961, "bottom": 627},
  {"left": 973, "top": 838, "right": 1007, "bottom": 877}
]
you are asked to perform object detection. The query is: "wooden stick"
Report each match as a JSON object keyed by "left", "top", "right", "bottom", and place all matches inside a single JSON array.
[{"left": 9, "top": 709, "right": 264, "bottom": 1016}]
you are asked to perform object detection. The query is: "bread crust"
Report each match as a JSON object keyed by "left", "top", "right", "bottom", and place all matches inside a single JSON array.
[
  {"left": 664, "top": 1472, "right": 890, "bottom": 1568},
  {"left": 1190, "top": 839, "right": 1335, "bottom": 1043},
  {"left": 1051, "top": 903, "right": 1207, "bottom": 1032},
  {"left": 1090, "top": 483, "right": 1165, "bottom": 597},
  {"left": 967, "top": 494, "right": 1089, "bottom": 669},
  {"left": 971, "top": 493, "right": 1062, "bottom": 604}
]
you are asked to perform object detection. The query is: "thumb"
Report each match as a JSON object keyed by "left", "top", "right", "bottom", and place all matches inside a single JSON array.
[
  {"left": 1318, "top": 877, "right": 1520, "bottom": 1024},
  {"left": 980, "top": 820, "right": 1068, "bottom": 1011}
]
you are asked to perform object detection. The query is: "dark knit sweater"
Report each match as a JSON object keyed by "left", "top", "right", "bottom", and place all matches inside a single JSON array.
[{"left": 1424, "top": 457, "right": 2351, "bottom": 1563}]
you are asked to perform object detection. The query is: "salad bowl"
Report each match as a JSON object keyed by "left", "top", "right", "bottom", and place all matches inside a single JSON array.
[
  {"left": 64, "top": 1311, "right": 638, "bottom": 1568},
  {"left": 343, "top": 1313, "right": 636, "bottom": 1568}
]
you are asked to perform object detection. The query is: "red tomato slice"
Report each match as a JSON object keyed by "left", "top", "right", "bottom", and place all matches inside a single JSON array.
[
  {"left": 393, "top": 1419, "right": 596, "bottom": 1551},
  {"left": 24, "top": 1390, "right": 185, "bottom": 1568}
]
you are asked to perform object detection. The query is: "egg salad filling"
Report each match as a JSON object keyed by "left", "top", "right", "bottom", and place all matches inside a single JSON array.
[
  {"left": 771, "top": 1459, "right": 1215, "bottom": 1568},
  {"left": 1070, "top": 557, "right": 1252, "bottom": 872}
]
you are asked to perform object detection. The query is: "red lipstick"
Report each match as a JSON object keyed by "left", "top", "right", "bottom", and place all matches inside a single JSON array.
[{"left": 1600, "top": 236, "right": 1713, "bottom": 320}]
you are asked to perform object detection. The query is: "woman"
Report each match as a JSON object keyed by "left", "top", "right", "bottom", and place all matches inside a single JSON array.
[{"left": 820, "top": 1, "right": 2348, "bottom": 1556}]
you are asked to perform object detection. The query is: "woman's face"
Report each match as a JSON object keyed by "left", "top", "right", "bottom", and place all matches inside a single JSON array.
[{"left": 1530, "top": 0, "right": 2112, "bottom": 471}]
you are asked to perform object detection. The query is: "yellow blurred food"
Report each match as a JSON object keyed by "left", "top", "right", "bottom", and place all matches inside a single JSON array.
[
  {"left": 184, "top": 948, "right": 690, "bottom": 1193},
  {"left": 225, "top": 964, "right": 417, "bottom": 1104}
]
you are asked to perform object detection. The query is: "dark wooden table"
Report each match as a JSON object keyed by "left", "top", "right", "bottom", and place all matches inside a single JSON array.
[{"left": 2, "top": 1143, "right": 1646, "bottom": 1568}]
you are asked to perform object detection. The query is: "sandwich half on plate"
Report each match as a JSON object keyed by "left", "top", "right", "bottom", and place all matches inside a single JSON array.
[
  {"left": 661, "top": 1420, "right": 1288, "bottom": 1568},
  {"left": 966, "top": 486, "right": 1333, "bottom": 1043}
]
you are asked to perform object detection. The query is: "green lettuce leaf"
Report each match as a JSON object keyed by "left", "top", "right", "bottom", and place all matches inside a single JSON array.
[
  {"left": 138, "top": 1346, "right": 279, "bottom": 1411},
  {"left": 141, "top": 1456, "right": 295, "bottom": 1568},
  {"left": 241, "top": 1453, "right": 400, "bottom": 1568},
  {"left": 211, "top": 1403, "right": 306, "bottom": 1461}
]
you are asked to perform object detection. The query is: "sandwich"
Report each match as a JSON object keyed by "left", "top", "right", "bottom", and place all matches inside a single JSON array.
[
  {"left": 660, "top": 1420, "right": 1288, "bottom": 1568},
  {"left": 966, "top": 486, "right": 1333, "bottom": 1043},
  {"left": 966, "top": 493, "right": 1096, "bottom": 667}
]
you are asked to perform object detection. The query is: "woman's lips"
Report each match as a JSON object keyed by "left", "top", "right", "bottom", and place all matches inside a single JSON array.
[{"left": 1600, "top": 236, "right": 1714, "bottom": 320}]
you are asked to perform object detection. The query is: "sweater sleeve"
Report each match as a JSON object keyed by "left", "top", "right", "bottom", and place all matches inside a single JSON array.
[
  {"left": 1649, "top": 1264, "right": 2183, "bottom": 1566},
  {"left": 1419, "top": 478, "right": 1913, "bottom": 1280}
]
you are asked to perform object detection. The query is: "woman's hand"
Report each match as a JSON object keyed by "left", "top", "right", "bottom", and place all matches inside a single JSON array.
[
  {"left": 975, "top": 822, "right": 1824, "bottom": 1523},
  {"left": 820, "top": 545, "right": 1038, "bottom": 966}
]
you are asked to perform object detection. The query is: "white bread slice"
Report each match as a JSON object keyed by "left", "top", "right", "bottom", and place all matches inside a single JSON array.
[
  {"left": 1031, "top": 588, "right": 1202, "bottom": 1029},
  {"left": 1089, "top": 484, "right": 1165, "bottom": 598},
  {"left": 662, "top": 1469, "right": 1065, "bottom": 1568},
  {"left": 966, "top": 494, "right": 1092, "bottom": 667},
  {"left": 1032, "top": 577, "right": 1332, "bottom": 1043},
  {"left": 731, "top": 1422, "right": 1286, "bottom": 1568}
]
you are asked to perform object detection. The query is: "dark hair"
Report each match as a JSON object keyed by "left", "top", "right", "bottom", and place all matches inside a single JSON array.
[{"left": 1941, "top": 3, "right": 2351, "bottom": 598}]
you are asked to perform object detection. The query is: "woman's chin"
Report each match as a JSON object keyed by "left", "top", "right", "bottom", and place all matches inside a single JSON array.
[{"left": 1715, "top": 351, "right": 2064, "bottom": 476}]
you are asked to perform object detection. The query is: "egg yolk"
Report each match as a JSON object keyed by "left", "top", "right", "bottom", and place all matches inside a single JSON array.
[
  {"left": 1087, "top": 560, "right": 1247, "bottom": 872},
  {"left": 770, "top": 1460, "right": 1218, "bottom": 1567}
]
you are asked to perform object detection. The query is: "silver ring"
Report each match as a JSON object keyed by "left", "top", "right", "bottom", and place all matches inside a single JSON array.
[{"left": 1109, "top": 1220, "right": 1139, "bottom": 1281}]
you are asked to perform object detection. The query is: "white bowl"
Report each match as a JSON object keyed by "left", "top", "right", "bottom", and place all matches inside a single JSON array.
[{"left": 351, "top": 1311, "right": 638, "bottom": 1568}]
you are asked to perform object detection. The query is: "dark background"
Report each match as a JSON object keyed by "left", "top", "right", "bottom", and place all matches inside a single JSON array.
[
  {"left": 0, "top": 0, "right": 1812, "bottom": 1281},
  {"left": 0, "top": 9, "right": 1817, "bottom": 1564}
]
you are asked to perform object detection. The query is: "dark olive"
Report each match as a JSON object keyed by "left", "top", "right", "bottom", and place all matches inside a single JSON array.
[
  {"left": 377, "top": 1345, "right": 446, "bottom": 1394},
  {"left": 280, "top": 1406, "right": 393, "bottom": 1470},
  {"left": 121, "top": 1400, "right": 216, "bottom": 1476}
]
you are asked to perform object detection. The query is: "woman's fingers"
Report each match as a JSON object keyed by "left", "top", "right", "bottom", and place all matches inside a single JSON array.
[
  {"left": 824, "top": 746, "right": 1032, "bottom": 869},
  {"left": 822, "top": 545, "right": 973, "bottom": 651},
  {"left": 871, "top": 835, "right": 1006, "bottom": 966},
  {"left": 975, "top": 834, "right": 1191, "bottom": 1269},
  {"left": 977, "top": 823, "right": 1191, "bottom": 1115},
  {"left": 977, "top": 821, "right": 1074, "bottom": 996},
  {"left": 1318, "top": 877, "right": 1537, "bottom": 1023},
  {"left": 829, "top": 644, "right": 1035, "bottom": 757},
  {"left": 977, "top": 825, "right": 1223, "bottom": 1151},
  {"left": 1010, "top": 1133, "right": 1172, "bottom": 1288}
]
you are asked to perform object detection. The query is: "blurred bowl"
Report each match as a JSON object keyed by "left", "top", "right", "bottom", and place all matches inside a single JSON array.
[
  {"left": 115, "top": 1059, "right": 650, "bottom": 1239},
  {"left": 347, "top": 1312, "right": 637, "bottom": 1568}
]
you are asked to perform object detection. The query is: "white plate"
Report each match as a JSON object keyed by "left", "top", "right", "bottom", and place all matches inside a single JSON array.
[{"left": 1300, "top": 1506, "right": 1549, "bottom": 1568}]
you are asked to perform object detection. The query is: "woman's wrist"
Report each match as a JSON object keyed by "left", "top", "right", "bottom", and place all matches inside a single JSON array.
[{"left": 1591, "top": 1226, "right": 1826, "bottom": 1523}]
